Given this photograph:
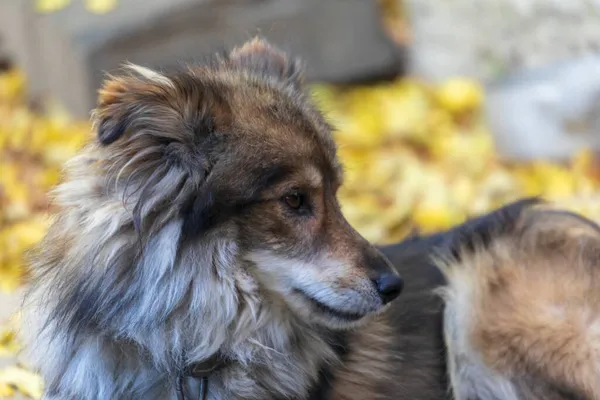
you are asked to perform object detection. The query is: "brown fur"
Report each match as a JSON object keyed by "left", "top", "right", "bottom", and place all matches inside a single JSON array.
[
  {"left": 328, "top": 318, "right": 396, "bottom": 400},
  {"left": 23, "top": 37, "right": 600, "bottom": 400},
  {"left": 23, "top": 38, "right": 402, "bottom": 400},
  {"left": 441, "top": 204, "right": 600, "bottom": 399}
]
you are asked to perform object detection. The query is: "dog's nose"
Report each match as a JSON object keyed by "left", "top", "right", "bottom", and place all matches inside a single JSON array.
[{"left": 373, "top": 274, "right": 403, "bottom": 304}]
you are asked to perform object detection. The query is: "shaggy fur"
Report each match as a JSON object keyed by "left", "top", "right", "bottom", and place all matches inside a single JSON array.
[
  {"left": 441, "top": 203, "right": 600, "bottom": 400},
  {"left": 23, "top": 38, "right": 399, "bottom": 400},
  {"left": 22, "top": 38, "right": 600, "bottom": 400}
]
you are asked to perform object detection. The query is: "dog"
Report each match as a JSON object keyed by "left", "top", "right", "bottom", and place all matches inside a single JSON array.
[{"left": 22, "top": 38, "right": 600, "bottom": 400}]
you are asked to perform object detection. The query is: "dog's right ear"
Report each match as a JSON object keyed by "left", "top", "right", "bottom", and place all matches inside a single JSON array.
[{"left": 94, "top": 64, "right": 178, "bottom": 145}]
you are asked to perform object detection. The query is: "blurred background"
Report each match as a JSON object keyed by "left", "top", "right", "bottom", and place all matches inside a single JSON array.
[{"left": 2, "top": 0, "right": 600, "bottom": 397}]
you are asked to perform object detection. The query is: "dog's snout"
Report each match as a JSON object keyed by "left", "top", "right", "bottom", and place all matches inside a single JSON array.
[
  {"left": 373, "top": 274, "right": 403, "bottom": 304},
  {"left": 359, "top": 244, "right": 404, "bottom": 305}
]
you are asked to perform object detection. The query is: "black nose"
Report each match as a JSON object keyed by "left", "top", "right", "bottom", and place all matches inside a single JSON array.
[{"left": 373, "top": 274, "right": 403, "bottom": 304}]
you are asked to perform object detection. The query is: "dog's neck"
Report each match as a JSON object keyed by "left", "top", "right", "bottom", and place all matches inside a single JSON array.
[
  {"left": 182, "top": 300, "right": 347, "bottom": 399},
  {"left": 121, "top": 228, "right": 349, "bottom": 399},
  {"left": 181, "top": 328, "right": 349, "bottom": 400},
  {"left": 154, "top": 237, "right": 349, "bottom": 399}
]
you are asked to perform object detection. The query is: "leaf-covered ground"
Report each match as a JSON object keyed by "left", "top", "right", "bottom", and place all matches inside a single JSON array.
[{"left": 2, "top": 68, "right": 600, "bottom": 397}]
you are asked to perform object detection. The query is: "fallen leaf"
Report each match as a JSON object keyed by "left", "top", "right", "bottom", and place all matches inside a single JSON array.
[
  {"left": 435, "top": 77, "right": 484, "bottom": 114},
  {"left": 85, "top": 0, "right": 118, "bottom": 13},
  {"left": 0, "top": 326, "right": 21, "bottom": 358},
  {"left": 0, "top": 366, "right": 44, "bottom": 399},
  {"left": 34, "top": 0, "right": 71, "bottom": 13}
]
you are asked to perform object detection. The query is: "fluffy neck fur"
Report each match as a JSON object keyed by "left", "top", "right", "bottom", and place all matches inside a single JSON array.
[{"left": 24, "top": 148, "right": 341, "bottom": 400}]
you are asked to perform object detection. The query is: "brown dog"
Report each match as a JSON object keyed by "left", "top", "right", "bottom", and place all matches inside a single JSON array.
[{"left": 22, "top": 38, "right": 600, "bottom": 400}]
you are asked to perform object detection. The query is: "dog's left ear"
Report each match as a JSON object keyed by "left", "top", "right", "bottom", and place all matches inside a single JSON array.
[
  {"left": 93, "top": 64, "right": 223, "bottom": 235},
  {"left": 228, "top": 37, "right": 304, "bottom": 88}
]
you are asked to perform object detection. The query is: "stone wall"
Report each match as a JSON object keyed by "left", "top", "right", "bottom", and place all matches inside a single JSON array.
[{"left": 0, "top": 0, "right": 404, "bottom": 117}]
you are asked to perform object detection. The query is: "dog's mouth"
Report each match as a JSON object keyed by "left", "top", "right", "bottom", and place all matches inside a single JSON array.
[{"left": 293, "top": 289, "right": 367, "bottom": 321}]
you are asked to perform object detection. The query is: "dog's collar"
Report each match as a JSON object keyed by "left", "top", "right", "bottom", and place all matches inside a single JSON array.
[
  {"left": 177, "top": 353, "right": 230, "bottom": 400},
  {"left": 186, "top": 354, "right": 229, "bottom": 378}
]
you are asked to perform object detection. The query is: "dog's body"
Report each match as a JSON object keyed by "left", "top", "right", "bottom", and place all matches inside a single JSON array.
[{"left": 23, "top": 39, "right": 600, "bottom": 400}]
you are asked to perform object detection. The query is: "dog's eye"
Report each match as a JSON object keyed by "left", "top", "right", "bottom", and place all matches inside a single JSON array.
[{"left": 283, "top": 193, "right": 304, "bottom": 210}]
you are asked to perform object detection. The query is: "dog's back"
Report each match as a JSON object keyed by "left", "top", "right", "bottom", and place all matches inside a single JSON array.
[
  {"left": 325, "top": 199, "right": 600, "bottom": 400},
  {"left": 441, "top": 201, "right": 600, "bottom": 400}
]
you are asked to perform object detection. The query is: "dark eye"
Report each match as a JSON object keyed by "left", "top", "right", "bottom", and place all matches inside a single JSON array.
[{"left": 283, "top": 192, "right": 304, "bottom": 210}]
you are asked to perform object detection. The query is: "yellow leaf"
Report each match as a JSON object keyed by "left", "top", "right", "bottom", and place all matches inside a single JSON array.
[
  {"left": 43, "top": 140, "right": 84, "bottom": 165},
  {"left": 530, "top": 162, "right": 575, "bottom": 198},
  {"left": 451, "top": 176, "right": 476, "bottom": 210},
  {"left": 380, "top": 82, "right": 431, "bottom": 141},
  {"left": 0, "top": 70, "right": 26, "bottom": 102},
  {"left": 413, "top": 205, "right": 462, "bottom": 233},
  {"left": 435, "top": 78, "right": 484, "bottom": 114},
  {"left": 36, "top": 168, "right": 62, "bottom": 189},
  {"left": 35, "top": 0, "right": 71, "bottom": 13},
  {"left": 9, "top": 218, "right": 49, "bottom": 249},
  {"left": 0, "top": 261, "right": 24, "bottom": 293},
  {"left": 0, "top": 366, "right": 44, "bottom": 399},
  {"left": 4, "top": 183, "right": 31, "bottom": 222},
  {"left": 85, "top": 0, "right": 118, "bottom": 14},
  {"left": 334, "top": 114, "right": 385, "bottom": 148},
  {"left": 0, "top": 326, "right": 21, "bottom": 357},
  {"left": 430, "top": 127, "right": 495, "bottom": 175},
  {"left": 0, "top": 382, "right": 15, "bottom": 398},
  {"left": 476, "top": 169, "right": 520, "bottom": 204},
  {"left": 571, "top": 149, "right": 594, "bottom": 173}
]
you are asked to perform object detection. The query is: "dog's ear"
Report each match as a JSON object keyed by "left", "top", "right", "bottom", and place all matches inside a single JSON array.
[
  {"left": 228, "top": 37, "right": 304, "bottom": 88},
  {"left": 95, "top": 74, "right": 131, "bottom": 145},
  {"left": 93, "top": 64, "right": 225, "bottom": 235},
  {"left": 95, "top": 64, "right": 177, "bottom": 145},
  {"left": 94, "top": 63, "right": 221, "bottom": 152}
]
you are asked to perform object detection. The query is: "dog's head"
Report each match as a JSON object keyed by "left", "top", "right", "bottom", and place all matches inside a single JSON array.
[{"left": 92, "top": 38, "right": 402, "bottom": 329}]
